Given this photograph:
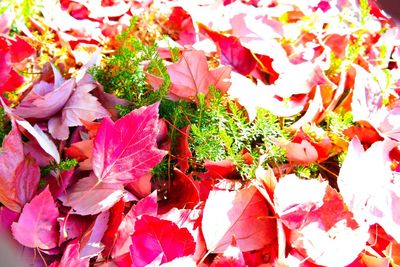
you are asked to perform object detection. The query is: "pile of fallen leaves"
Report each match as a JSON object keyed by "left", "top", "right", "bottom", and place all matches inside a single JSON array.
[{"left": 1, "top": 0, "right": 400, "bottom": 266}]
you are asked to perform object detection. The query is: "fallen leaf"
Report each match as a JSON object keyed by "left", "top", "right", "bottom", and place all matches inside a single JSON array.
[
  {"left": 130, "top": 215, "right": 196, "bottom": 266},
  {"left": 0, "top": 123, "right": 40, "bottom": 212},
  {"left": 202, "top": 185, "right": 276, "bottom": 253},
  {"left": 12, "top": 186, "right": 59, "bottom": 249},
  {"left": 58, "top": 239, "right": 90, "bottom": 267},
  {"left": 48, "top": 80, "right": 110, "bottom": 140},
  {"left": 92, "top": 102, "right": 167, "bottom": 184},
  {"left": 60, "top": 173, "right": 125, "bottom": 215},
  {"left": 80, "top": 211, "right": 110, "bottom": 259}
]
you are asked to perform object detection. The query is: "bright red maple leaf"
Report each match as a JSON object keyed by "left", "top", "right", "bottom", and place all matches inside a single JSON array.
[
  {"left": 92, "top": 102, "right": 167, "bottom": 184},
  {"left": 130, "top": 215, "right": 196, "bottom": 266},
  {"left": 11, "top": 186, "right": 59, "bottom": 250}
]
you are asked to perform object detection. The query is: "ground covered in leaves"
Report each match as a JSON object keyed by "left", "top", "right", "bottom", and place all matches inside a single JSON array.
[{"left": 0, "top": 0, "right": 400, "bottom": 266}]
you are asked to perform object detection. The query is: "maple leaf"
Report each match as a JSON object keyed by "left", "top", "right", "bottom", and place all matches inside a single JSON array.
[
  {"left": 167, "top": 50, "right": 231, "bottom": 102},
  {"left": 12, "top": 186, "right": 59, "bottom": 250},
  {"left": 92, "top": 102, "right": 167, "bottom": 184},
  {"left": 48, "top": 80, "right": 110, "bottom": 140},
  {"left": 0, "top": 123, "right": 40, "bottom": 212},
  {"left": 130, "top": 215, "right": 196, "bottom": 266},
  {"left": 202, "top": 185, "right": 276, "bottom": 253},
  {"left": 60, "top": 173, "right": 125, "bottom": 216}
]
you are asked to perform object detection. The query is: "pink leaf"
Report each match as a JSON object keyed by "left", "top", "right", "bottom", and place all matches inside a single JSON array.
[
  {"left": 0, "top": 123, "right": 39, "bottom": 212},
  {"left": 12, "top": 186, "right": 59, "bottom": 249},
  {"left": 58, "top": 239, "right": 89, "bottom": 267},
  {"left": 167, "top": 50, "right": 217, "bottom": 102},
  {"left": 285, "top": 139, "right": 319, "bottom": 164},
  {"left": 80, "top": 211, "right": 110, "bottom": 259},
  {"left": 14, "top": 78, "right": 75, "bottom": 119},
  {"left": 202, "top": 185, "right": 276, "bottom": 253},
  {"left": 48, "top": 81, "right": 110, "bottom": 140},
  {"left": 92, "top": 102, "right": 167, "bottom": 184},
  {"left": 15, "top": 119, "right": 60, "bottom": 163},
  {"left": 164, "top": 7, "right": 196, "bottom": 45},
  {"left": 60, "top": 173, "right": 125, "bottom": 215},
  {"left": 130, "top": 215, "right": 195, "bottom": 266}
]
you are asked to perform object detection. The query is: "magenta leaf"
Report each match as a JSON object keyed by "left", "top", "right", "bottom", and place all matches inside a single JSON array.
[
  {"left": 80, "top": 211, "right": 110, "bottom": 259},
  {"left": 92, "top": 102, "right": 167, "bottom": 184},
  {"left": 130, "top": 215, "right": 195, "bottom": 266},
  {"left": 12, "top": 186, "right": 59, "bottom": 249},
  {"left": 0, "top": 123, "right": 40, "bottom": 212},
  {"left": 58, "top": 239, "right": 89, "bottom": 267}
]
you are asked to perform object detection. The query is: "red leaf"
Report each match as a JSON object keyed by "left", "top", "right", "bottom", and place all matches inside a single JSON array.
[
  {"left": 175, "top": 125, "right": 192, "bottom": 173},
  {"left": 101, "top": 199, "right": 125, "bottom": 258},
  {"left": 9, "top": 36, "right": 35, "bottom": 63},
  {"left": 92, "top": 102, "right": 167, "bottom": 184},
  {"left": 111, "top": 191, "right": 158, "bottom": 258},
  {"left": 61, "top": 173, "right": 125, "bottom": 215},
  {"left": 202, "top": 185, "right": 276, "bottom": 253},
  {"left": 58, "top": 239, "right": 89, "bottom": 267},
  {"left": 164, "top": 169, "right": 200, "bottom": 210},
  {"left": 11, "top": 186, "right": 59, "bottom": 249},
  {"left": 165, "top": 7, "right": 196, "bottom": 45},
  {"left": 203, "top": 159, "right": 238, "bottom": 179},
  {"left": 200, "top": 24, "right": 256, "bottom": 75},
  {"left": 0, "top": 123, "right": 40, "bottom": 212},
  {"left": 130, "top": 215, "right": 195, "bottom": 266}
]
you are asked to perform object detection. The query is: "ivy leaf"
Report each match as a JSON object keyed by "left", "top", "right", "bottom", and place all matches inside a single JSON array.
[
  {"left": 92, "top": 102, "right": 167, "bottom": 184},
  {"left": 11, "top": 186, "right": 59, "bottom": 249}
]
